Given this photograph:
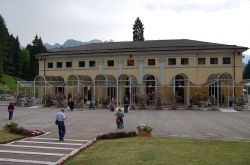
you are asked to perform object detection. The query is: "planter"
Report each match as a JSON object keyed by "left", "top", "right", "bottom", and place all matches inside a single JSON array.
[
  {"left": 171, "top": 104, "right": 177, "bottom": 110},
  {"left": 234, "top": 106, "right": 244, "bottom": 111},
  {"left": 192, "top": 105, "right": 198, "bottom": 110},
  {"left": 155, "top": 105, "right": 162, "bottom": 110},
  {"left": 138, "top": 130, "right": 152, "bottom": 137}
]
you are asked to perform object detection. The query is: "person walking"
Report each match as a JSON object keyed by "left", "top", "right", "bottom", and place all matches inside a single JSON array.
[
  {"left": 110, "top": 98, "right": 116, "bottom": 111},
  {"left": 124, "top": 97, "right": 129, "bottom": 113},
  {"left": 56, "top": 109, "right": 67, "bottom": 141},
  {"left": 7, "top": 103, "right": 14, "bottom": 120},
  {"left": 68, "top": 98, "right": 75, "bottom": 111},
  {"left": 115, "top": 108, "right": 124, "bottom": 130}
]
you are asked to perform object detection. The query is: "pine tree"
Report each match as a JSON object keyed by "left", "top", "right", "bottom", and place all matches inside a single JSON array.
[
  {"left": 243, "top": 60, "right": 250, "bottom": 79},
  {"left": 0, "top": 14, "right": 10, "bottom": 81},
  {"left": 13, "top": 36, "right": 22, "bottom": 76},
  {"left": 5, "top": 34, "right": 16, "bottom": 75},
  {"left": 20, "top": 48, "right": 30, "bottom": 80},
  {"left": 27, "top": 35, "right": 47, "bottom": 80},
  {"left": 133, "top": 17, "right": 144, "bottom": 41}
]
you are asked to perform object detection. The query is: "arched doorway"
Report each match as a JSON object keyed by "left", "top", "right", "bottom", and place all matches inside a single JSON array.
[
  {"left": 206, "top": 72, "right": 233, "bottom": 106},
  {"left": 95, "top": 74, "right": 117, "bottom": 103},
  {"left": 174, "top": 74, "right": 188, "bottom": 104},
  {"left": 143, "top": 74, "right": 156, "bottom": 105},
  {"left": 118, "top": 74, "right": 137, "bottom": 106}
]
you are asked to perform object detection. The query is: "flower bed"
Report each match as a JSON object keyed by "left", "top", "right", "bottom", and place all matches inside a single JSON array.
[
  {"left": 3, "top": 121, "right": 44, "bottom": 137},
  {"left": 9, "top": 127, "right": 44, "bottom": 137},
  {"left": 96, "top": 131, "right": 137, "bottom": 140}
]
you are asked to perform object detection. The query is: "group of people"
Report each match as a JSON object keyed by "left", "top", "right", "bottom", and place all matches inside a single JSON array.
[
  {"left": 55, "top": 96, "right": 130, "bottom": 141},
  {"left": 110, "top": 97, "right": 129, "bottom": 113},
  {"left": 67, "top": 97, "right": 95, "bottom": 111}
]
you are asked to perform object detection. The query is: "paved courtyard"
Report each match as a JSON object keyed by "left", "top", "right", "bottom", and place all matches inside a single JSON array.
[{"left": 1, "top": 105, "right": 250, "bottom": 141}]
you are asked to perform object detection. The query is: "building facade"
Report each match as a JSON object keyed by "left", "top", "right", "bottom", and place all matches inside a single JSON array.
[{"left": 35, "top": 39, "right": 248, "bottom": 106}]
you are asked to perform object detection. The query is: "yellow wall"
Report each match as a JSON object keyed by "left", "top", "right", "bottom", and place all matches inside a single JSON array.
[{"left": 38, "top": 51, "right": 243, "bottom": 87}]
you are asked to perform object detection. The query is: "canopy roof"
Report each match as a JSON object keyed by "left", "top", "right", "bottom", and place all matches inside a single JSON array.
[
  {"left": 34, "top": 75, "right": 65, "bottom": 86},
  {"left": 95, "top": 74, "right": 117, "bottom": 86},
  {"left": 67, "top": 75, "right": 93, "bottom": 86},
  {"left": 17, "top": 81, "right": 35, "bottom": 87},
  {"left": 204, "top": 73, "right": 233, "bottom": 86},
  {"left": 118, "top": 74, "right": 137, "bottom": 86}
]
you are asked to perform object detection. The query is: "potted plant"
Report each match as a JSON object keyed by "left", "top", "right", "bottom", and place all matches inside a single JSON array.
[
  {"left": 171, "top": 95, "right": 181, "bottom": 110},
  {"left": 137, "top": 124, "right": 153, "bottom": 136},
  {"left": 155, "top": 92, "right": 163, "bottom": 110},
  {"left": 234, "top": 95, "right": 246, "bottom": 111},
  {"left": 136, "top": 94, "right": 147, "bottom": 110},
  {"left": 191, "top": 92, "right": 202, "bottom": 110},
  {"left": 208, "top": 95, "right": 218, "bottom": 110},
  {"left": 100, "top": 97, "right": 109, "bottom": 109}
]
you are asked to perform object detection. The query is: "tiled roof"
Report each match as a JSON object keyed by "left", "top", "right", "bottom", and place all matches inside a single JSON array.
[{"left": 37, "top": 39, "right": 248, "bottom": 56}]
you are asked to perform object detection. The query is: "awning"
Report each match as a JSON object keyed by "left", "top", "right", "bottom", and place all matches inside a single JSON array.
[
  {"left": 118, "top": 74, "right": 137, "bottom": 86},
  {"left": 204, "top": 73, "right": 233, "bottom": 86},
  {"left": 67, "top": 75, "right": 93, "bottom": 86},
  {"left": 95, "top": 74, "right": 117, "bottom": 86},
  {"left": 34, "top": 75, "right": 65, "bottom": 87}
]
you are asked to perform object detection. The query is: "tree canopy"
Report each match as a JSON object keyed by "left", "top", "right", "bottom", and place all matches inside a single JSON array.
[
  {"left": 133, "top": 17, "right": 144, "bottom": 41},
  {"left": 243, "top": 60, "right": 250, "bottom": 79},
  {"left": 0, "top": 14, "right": 47, "bottom": 82},
  {"left": 26, "top": 35, "right": 47, "bottom": 80},
  {"left": 0, "top": 14, "right": 9, "bottom": 81}
]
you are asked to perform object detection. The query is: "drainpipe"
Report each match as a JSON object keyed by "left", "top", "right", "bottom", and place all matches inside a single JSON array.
[
  {"left": 233, "top": 49, "right": 236, "bottom": 108},
  {"left": 43, "top": 57, "right": 45, "bottom": 76}
]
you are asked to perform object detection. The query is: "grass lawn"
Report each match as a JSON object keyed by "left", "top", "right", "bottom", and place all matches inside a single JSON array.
[
  {"left": 0, "top": 131, "right": 25, "bottom": 143},
  {"left": 0, "top": 74, "right": 22, "bottom": 93},
  {"left": 65, "top": 137, "right": 250, "bottom": 165}
]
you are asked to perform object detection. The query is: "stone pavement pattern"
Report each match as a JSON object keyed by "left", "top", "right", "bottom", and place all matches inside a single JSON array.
[{"left": 1, "top": 105, "right": 250, "bottom": 164}]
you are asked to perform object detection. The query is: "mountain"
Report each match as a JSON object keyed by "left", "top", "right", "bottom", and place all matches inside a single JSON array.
[{"left": 45, "top": 39, "right": 103, "bottom": 50}]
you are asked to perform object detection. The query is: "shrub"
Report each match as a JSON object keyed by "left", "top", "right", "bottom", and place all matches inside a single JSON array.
[
  {"left": 4, "top": 121, "right": 18, "bottom": 128},
  {"left": 96, "top": 131, "right": 137, "bottom": 140},
  {"left": 9, "top": 127, "right": 44, "bottom": 137}
]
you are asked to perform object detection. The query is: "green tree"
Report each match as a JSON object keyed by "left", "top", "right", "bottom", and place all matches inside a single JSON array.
[
  {"left": 5, "top": 34, "right": 16, "bottom": 75},
  {"left": 243, "top": 60, "right": 250, "bottom": 79},
  {"left": 133, "top": 17, "right": 144, "bottom": 41},
  {"left": 13, "top": 36, "right": 22, "bottom": 76},
  {"left": 0, "top": 14, "right": 10, "bottom": 81},
  {"left": 20, "top": 48, "right": 30, "bottom": 80},
  {"left": 26, "top": 35, "right": 47, "bottom": 80}
]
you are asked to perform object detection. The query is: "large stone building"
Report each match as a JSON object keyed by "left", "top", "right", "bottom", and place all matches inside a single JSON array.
[{"left": 35, "top": 39, "right": 248, "bottom": 106}]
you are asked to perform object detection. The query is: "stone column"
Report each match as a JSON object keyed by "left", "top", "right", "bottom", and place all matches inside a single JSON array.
[
  {"left": 138, "top": 59, "right": 144, "bottom": 94},
  {"left": 117, "top": 59, "right": 123, "bottom": 76},
  {"left": 138, "top": 59, "right": 144, "bottom": 85},
  {"left": 159, "top": 58, "right": 166, "bottom": 86},
  {"left": 98, "top": 60, "right": 104, "bottom": 74}
]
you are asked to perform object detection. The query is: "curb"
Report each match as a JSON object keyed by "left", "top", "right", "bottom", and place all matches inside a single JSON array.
[{"left": 55, "top": 138, "right": 97, "bottom": 165}]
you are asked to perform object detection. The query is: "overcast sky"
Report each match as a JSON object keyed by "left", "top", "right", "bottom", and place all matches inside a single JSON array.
[{"left": 1, "top": 0, "right": 250, "bottom": 59}]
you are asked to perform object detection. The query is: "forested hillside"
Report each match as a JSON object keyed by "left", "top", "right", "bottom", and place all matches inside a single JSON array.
[{"left": 0, "top": 14, "right": 47, "bottom": 93}]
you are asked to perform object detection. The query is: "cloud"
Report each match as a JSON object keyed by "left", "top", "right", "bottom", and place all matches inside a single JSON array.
[{"left": 144, "top": 0, "right": 247, "bottom": 12}]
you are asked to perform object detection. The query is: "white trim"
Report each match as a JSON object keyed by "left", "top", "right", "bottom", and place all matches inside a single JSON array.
[
  {"left": 0, "top": 150, "right": 64, "bottom": 156},
  {"left": 18, "top": 140, "right": 82, "bottom": 146},
  {"left": 32, "top": 137, "right": 89, "bottom": 142},
  {"left": 0, "top": 158, "right": 55, "bottom": 165},
  {"left": 2, "top": 144, "right": 74, "bottom": 150}
]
